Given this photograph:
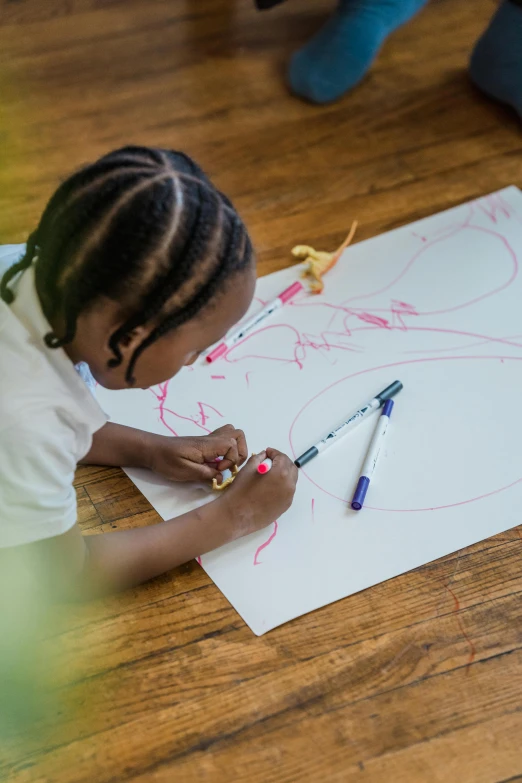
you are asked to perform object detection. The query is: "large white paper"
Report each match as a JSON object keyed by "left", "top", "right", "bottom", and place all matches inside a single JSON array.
[{"left": 97, "top": 187, "right": 522, "bottom": 635}]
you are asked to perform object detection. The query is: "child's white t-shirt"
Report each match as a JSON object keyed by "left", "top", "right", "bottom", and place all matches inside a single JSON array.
[{"left": 0, "top": 246, "right": 108, "bottom": 549}]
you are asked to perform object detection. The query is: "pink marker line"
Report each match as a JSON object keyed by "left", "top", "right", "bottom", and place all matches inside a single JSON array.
[
  {"left": 211, "top": 375, "right": 226, "bottom": 379},
  {"left": 149, "top": 382, "right": 179, "bottom": 436},
  {"left": 196, "top": 401, "right": 223, "bottom": 428},
  {"left": 224, "top": 321, "right": 363, "bottom": 372},
  {"left": 149, "top": 383, "right": 224, "bottom": 436},
  {"left": 253, "top": 521, "right": 278, "bottom": 566},
  {"left": 339, "top": 205, "right": 519, "bottom": 318}
]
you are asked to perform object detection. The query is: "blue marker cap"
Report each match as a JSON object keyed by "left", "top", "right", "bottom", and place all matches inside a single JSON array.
[
  {"left": 351, "top": 476, "right": 370, "bottom": 511},
  {"left": 382, "top": 399, "right": 394, "bottom": 417}
]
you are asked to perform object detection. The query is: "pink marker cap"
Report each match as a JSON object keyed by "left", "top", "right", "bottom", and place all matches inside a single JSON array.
[
  {"left": 278, "top": 280, "right": 304, "bottom": 304},
  {"left": 206, "top": 342, "right": 228, "bottom": 363},
  {"left": 257, "top": 458, "right": 273, "bottom": 474}
]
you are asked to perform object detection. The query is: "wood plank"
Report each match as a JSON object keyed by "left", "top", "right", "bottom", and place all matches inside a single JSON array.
[
  {"left": 3, "top": 542, "right": 521, "bottom": 771},
  {"left": 84, "top": 474, "right": 153, "bottom": 523},
  {"left": 76, "top": 486, "right": 102, "bottom": 532},
  {"left": 139, "top": 710, "right": 522, "bottom": 783},
  {"left": 5, "top": 645, "right": 522, "bottom": 782}
]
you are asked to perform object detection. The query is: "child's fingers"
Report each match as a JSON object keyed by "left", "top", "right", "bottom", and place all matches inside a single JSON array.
[
  {"left": 191, "top": 463, "right": 220, "bottom": 482},
  {"left": 216, "top": 439, "right": 239, "bottom": 471},
  {"left": 198, "top": 437, "right": 237, "bottom": 468},
  {"left": 208, "top": 425, "right": 248, "bottom": 467},
  {"left": 234, "top": 429, "right": 248, "bottom": 466},
  {"left": 217, "top": 434, "right": 245, "bottom": 470},
  {"left": 265, "top": 447, "right": 288, "bottom": 463},
  {"left": 235, "top": 450, "right": 267, "bottom": 475},
  {"left": 265, "top": 447, "right": 299, "bottom": 480}
]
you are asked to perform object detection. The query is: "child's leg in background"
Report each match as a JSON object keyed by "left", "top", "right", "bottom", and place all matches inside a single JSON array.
[
  {"left": 288, "top": 0, "right": 429, "bottom": 104},
  {"left": 469, "top": 0, "right": 522, "bottom": 120}
]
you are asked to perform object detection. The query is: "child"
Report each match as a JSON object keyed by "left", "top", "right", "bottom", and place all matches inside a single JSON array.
[{"left": 0, "top": 146, "right": 298, "bottom": 598}]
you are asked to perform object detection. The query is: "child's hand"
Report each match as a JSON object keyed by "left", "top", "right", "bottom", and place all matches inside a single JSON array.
[
  {"left": 145, "top": 425, "right": 248, "bottom": 483},
  {"left": 220, "top": 448, "right": 299, "bottom": 539},
  {"left": 60, "top": 445, "right": 297, "bottom": 598}
]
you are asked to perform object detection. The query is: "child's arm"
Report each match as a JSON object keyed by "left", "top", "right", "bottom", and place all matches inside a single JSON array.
[
  {"left": 6, "top": 449, "right": 297, "bottom": 600},
  {"left": 81, "top": 422, "right": 248, "bottom": 482}
]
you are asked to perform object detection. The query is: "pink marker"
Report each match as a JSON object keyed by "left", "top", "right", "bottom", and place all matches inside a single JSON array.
[
  {"left": 206, "top": 280, "right": 304, "bottom": 363},
  {"left": 257, "top": 458, "right": 273, "bottom": 475}
]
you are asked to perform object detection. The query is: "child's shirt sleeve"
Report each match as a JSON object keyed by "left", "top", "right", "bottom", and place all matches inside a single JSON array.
[{"left": 0, "top": 405, "right": 91, "bottom": 549}]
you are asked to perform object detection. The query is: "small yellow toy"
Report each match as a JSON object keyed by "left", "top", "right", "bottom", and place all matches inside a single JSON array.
[
  {"left": 212, "top": 464, "right": 239, "bottom": 491},
  {"left": 291, "top": 220, "right": 358, "bottom": 295}
]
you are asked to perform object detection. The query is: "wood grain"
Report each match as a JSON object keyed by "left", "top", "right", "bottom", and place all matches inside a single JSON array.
[{"left": 1, "top": 0, "right": 521, "bottom": 780}]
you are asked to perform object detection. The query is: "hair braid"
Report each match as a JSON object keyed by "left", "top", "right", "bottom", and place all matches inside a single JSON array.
[
  {"left": 125, "top": 208, "right": 244, "bottom": 384},
  {"left": 0, "top": 231, "right": 39, "bottom": 304},
  {"left": 105, "top": 177, "right": 218, "bottom": 368},
  {"left": 2, "top": 146, "right": 254, "bottom": 383}
]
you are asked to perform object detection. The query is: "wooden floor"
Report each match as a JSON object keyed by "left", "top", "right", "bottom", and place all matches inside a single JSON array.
[{"left": 1, "top": 0, "right": 522, "bottom": 781}]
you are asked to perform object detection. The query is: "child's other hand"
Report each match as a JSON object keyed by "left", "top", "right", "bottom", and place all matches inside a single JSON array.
[
  {"left": 220, "top": 448, "right": 298, "bottom": 539},
  {"left": 145, "top": 425, "right": 248, "bottom": 483}
]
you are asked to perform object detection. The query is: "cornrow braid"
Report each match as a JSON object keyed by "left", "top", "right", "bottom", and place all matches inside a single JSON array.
[
  {"left": 0, "top": 231, "right": 39, "bottom": 304},
  {"left": 106, "top": 177, "right": 210, "bottom": 367},
  {"left": 126, "top": 208, "right": 249, "bottom": 385},
  {"left": 0, "top": 146, "right": 254, "bottom": 383}
]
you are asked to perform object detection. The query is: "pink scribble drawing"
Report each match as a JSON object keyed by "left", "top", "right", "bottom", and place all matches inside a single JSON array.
[
  {"left": 354, "top": 312, "right": 390, "bottom": 329},
  {"left": 211, "top": 375, "right": 226, "bottom": 380},
  {"left": 195, "top": 402, "right": 223, "bottom": 428},
  {"left": 476, "top": 193, "right": 512, "bottom": 224},
  {"left": 225, "top": 324, "right": 307, "bottom": 370},
  {"left": 150, "top": 381, "right": 223, "bottom": 436},
  {"left": 209, "top": 199, "right": 518, "bottom": 373},
  {"left": 225, "top": 322, "right": 364, "bottom": 372},
  {"left": 341, "top": 202, "right": 518, "bottom": 318},
  {"left": 245, "top": 371, "right": 254, "bottom": 388},
  {"left": 253, "top": 521, "right": 278, "bottom": 565},
  {"left": 311, "top": 498, "right": 315, "bottom": 524},
  {"left": 154, "top": 194, "right": 520, "bottom": 378},
  {"left": 390, "top": 301, "right": 418, "bottom": 331},
  {"left": 149, "top": 381, "right": 179, "bottom": 436}
]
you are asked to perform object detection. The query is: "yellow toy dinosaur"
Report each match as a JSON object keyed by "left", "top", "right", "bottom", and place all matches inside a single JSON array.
[
  {"left": 212, "top": 464, "right": 239, "bottom": 491},
  {"left": 291, "top": 220, "right": 358, "bottom": 294}
]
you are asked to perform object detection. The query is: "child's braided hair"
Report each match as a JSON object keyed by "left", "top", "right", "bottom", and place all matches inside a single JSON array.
[{"left": 0, "top": 146, "right": 253, "bottom": 383}]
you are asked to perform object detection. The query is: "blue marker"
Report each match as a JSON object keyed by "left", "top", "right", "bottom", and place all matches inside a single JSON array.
[{"left": 351, "top": 399, "right": 394, "bottom": 511}]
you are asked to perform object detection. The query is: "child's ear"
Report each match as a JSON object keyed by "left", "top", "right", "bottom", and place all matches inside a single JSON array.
[{"left": 113, "top": 325, "right": 150, "bottom": 355}]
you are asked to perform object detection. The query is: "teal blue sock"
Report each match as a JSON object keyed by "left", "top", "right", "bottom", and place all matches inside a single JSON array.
[
  {"left": 288, "top": 0, "right": 429, "bottom": 104},
  {"left": 469, "top": 0, "right": 522, "bottom": 120}
]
